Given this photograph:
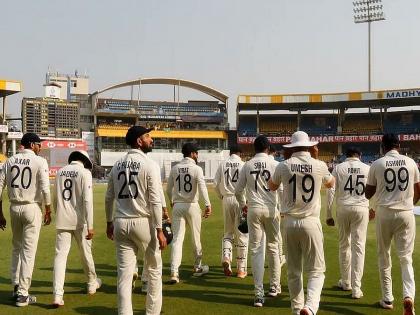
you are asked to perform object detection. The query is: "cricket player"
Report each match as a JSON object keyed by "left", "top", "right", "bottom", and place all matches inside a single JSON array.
[
  {"left": 269, "top": 131, "right": 334, "bottom": 315},
  {"left": 365, "top": 134, "right": 419, "bottom": 314},
  {"left": 214, "top": 145, "right": 247, "bottom": 278},
  {"left": 326, "top": 147, "right": 370, "bottom": 299},
  {"left": 167, "top": 142, "right": 211, "bottom": 284},
  {"left": 105, "top": 125, "right": 167, "bottom": 315},
  {"left": 235, "top": 135, "right": 281, "bottom": 307},
  {"left": 0, "top": 133, "right": 51, "bottom": 307},
  {"left": 52, "top": 150, "right": 101, "bottom": 307}
]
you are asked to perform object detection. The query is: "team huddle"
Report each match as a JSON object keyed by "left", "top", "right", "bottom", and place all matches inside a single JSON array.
[{"left": 0, "top": 127, "right": 417, "bottom": 315}]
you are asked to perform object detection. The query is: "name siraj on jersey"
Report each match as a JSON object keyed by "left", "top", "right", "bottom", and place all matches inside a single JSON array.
[
  {"left": 60, "top": 170, "right": 78, "bottom": 178},
  {"left": 253, "top": 162, "right": 266, "bottom": 170},
  {"left": 14, "top": 158, "right": 30, "bottom": 165},
  {"left": 116, "top": 161, "right": 141, "bottom": 171}
]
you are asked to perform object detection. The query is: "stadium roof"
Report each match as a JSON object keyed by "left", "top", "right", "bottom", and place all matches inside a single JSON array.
[
  {"left": 237, "top": 88, "right": 420, "bottom": 111},
  {"left": 92, "top": 78, "right": 228, "bottom": 103},
  {"left": 0, "top": 79, "right": 22, "bottom": 97}
]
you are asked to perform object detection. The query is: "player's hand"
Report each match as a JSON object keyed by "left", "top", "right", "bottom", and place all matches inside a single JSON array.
[
  {"left": 0, "top": 215, "right": 6, "bottom": 230},
  {"left": 86, "top": 229, "right": 94, "bottom": 240},
  {"left": 326, "top": 218, "right": 335, "bottom": 226},
  {"left": 43, "top": 212, "right": 51, "bottom": 225},
  {"left": 106, "top": 222, "right": 114, "bottom": 240},
  {"left": 157, "top": 229, "right": 167, "bottom": 250},
  {"left": 369, "top": 208, "right": 375, "bottom": 221},
  {"left": 241, "top": 205, "right": 248, "bottom": 216},
  {"left": 203, "top": 206, "right": 212, "bottom": 218}
]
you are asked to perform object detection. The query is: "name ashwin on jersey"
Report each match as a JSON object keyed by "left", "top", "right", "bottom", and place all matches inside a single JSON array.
[
  {"left": 385, "top": 160, "right": 406, "bottom": 167},
  {"left": 117, "top": 161, "right": 141, "bottom": 170},
  {"left": 291, "top": 164, "right": 312, "bottom": 173}
]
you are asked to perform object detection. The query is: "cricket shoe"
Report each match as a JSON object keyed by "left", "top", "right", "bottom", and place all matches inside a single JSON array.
[
  {"left": 16, "top": 295, "right": 36, "bottom": 307},
  {"left": 222, "top": 259, "right": 232, "bottom": 276},
  {"left": 337, "top": 279, "right": 351, "bottom": 291},
  {"left": 52, "top": 295, "right": 64, "bottom": 308},
  {"left": 379, "top": 299, "right": 394, "bottom": 310},
  {"left": 88, "top": 278, "right": 102, "bottom": 295},
  {"left": 403, "top": 297, "right": 415, "bottom": 315},
  {"left": 193, "top": 265, "right": 209, "bottom": 277},
  {"left": 267, "top": 285, "right": 281, "bottom": 297},
  {"left": 169, "top": 272, "right": 179, "bottom": 284},
  {"left": 132, "top": 272, "right": 138, "bottom": 290},
  {"left": 254, "top": 297, "right": 264, "bottom": 307}
]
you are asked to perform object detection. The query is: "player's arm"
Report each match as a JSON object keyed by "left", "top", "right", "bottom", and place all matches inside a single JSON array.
[
  {"left": 166, "top": 169, "right": 174, "bottom": 207},
  {"left": 213, "top": 164, "right": 223, "bottom": 200},
  {"left": 147, "top": 165, "right": 166, "bottom": 250},
  {"left": 104, "top": 167, "right": 115, "bottom": 240},
  {"left": 326, "top": 169, "right": 337, "bottom": 226},
  {"left": 197, "top": 167, "right": 211, "bottom": 218},
  {"left": 0, "top": 164, "right": 7, "bottom": 230},
  {"left": 268, "top": 163, "right": 282, "bottom": 191},
  {"left": 235, "top": 165, "right": 247, "bottom": 212},
  {"left": 40, "top": 159, "right": 52, "bottom": 225},
  {"left": 365, "top": 164, "right": 377, "bottom": 200},
  {"left": 413, "top": 163, "right": 420, "bottom": 205},
  {"left": 83, "top": 171, "right": 94, "bottom": 240}
]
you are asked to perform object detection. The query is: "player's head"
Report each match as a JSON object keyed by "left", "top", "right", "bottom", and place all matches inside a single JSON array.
[
  {"left": 381, "top": 133, "right": 400, "bottom": 152},
  {"left": 68, "top": 150, "right": 93, "bottom": 169},
  {"left": 283, "top": 131, "right": 318, "bottom": 154},
  {"left": 21, "top": 132, "right": 42, "bottom": 155},
  {"left": 345, "top": 146, "right": 362, "bottom": 158},
  {"left": 254, "top": 135, "right": 270, "bottom": 154},
  {"left": 229, "top": 145, "right": 242, "bottom": 156},
  {"left": 182, "top": 142, "right": 199, "bottom": 162},
  {"left": 268, "top": 145, "right": 276, "bottom": 156},
  {"left": 125, "top": 125, "right": 154, "bottom": 153}
]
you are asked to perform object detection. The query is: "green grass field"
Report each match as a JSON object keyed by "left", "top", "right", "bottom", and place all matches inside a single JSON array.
[{"left": 0, "top": 185, "right": 419, "bottom": 314}]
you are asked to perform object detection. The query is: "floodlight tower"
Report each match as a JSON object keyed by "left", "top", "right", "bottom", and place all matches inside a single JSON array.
[{"left": 353, "top": 0, "right": 385, "bottom": 92}]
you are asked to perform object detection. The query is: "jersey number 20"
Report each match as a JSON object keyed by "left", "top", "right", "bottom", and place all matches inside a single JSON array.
[{"left": 11, "top": 166, "right": 32, "bottom": 189}]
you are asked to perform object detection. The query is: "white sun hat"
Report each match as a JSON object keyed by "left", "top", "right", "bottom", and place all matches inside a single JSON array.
[
  {"left": 68, "top": 150, "right": 93, "bottom": 169},
  {"left": 283, "top": 131, "right": 318, "bottom": 148}
]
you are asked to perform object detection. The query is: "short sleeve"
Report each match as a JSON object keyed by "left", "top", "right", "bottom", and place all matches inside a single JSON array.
[
  {"left": 366, "top": 163, "right": 377, "bottom": 186},
  {"left": 320, "top": 162, "right": 333, "bottom": 184},
  {"left": 271, "top": 163, "right": 283, "bottom": 186}
]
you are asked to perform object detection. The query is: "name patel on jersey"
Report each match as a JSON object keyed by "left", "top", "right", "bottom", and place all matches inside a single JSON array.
[
  {"left": 60, "top": 170, "right": 78, "bottom": 178},
  {"left": 385, "top": 160, "right": 406, "bottom": 167},
  {"left": 291, "top": 164, "right": 313, "bottom": 173},
  {"left": 14, "top": 158, "right": 30, "bottom": 165},
  {"left": 117, "top": 161, "right": 141, "bottom": 170},
  {"left": 347, "top": 168, "right": 361, "bottom": 174},
  {"left": 178, "top": 167, "right": 189, "bottom": 174}
]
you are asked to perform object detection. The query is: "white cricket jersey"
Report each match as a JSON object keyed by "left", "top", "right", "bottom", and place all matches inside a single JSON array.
[
  {"left": 367, "top": 150, "right": 420, "bottom": 211},
  {"left": 105, "top": 149, "right": 163, "bottom": 228},
  {"left": 235, "top": 152, "right": 278, "bottom": 210},
  {"left": 166, "top": 157, "right": 211, "bottom": 206},
  {"left": 0, "top": 149, "right": 51, "bottom": 205},
  {"left": 149, "top": 158, "right": 167, "bottom": 208},
  {"left": 330, "top": 157, "right": 370, "bottom": 210},
  {"left": 55, "top": 161, "right": 93, "bottom": 230},
  {"left": 272, "top": 151, "right": 332, "bottom": 218},
  {"left": 214, "top": 154, "right": 244, "bottom": 197}
]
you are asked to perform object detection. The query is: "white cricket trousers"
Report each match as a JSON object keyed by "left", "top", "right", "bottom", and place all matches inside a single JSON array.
[
  {"left": 336, "top": 205, "right": 369, "bottom": 292},
  {"left": 114, "top": 217, "right": 162, "bottom": 315},
  {"left": 376, "top": 207, "right": 416, "bottom": 303},
  {"left": 10, "top": 203, "right": 42, "bottom": 296},
  {"left": 247, "top": 205, "right": 280, "bottom": 298},
  {"left": 171, "top": 202, "right": 203, "bottom": 273},
  {"left": 284, "top": 215, "right": 325, "bottom": 315},
  {"left": 53, "top": 225, "right": 98, "bottom": 296},
  {"left": 221, "top": 195, "right": 248, "bottom": 272}
]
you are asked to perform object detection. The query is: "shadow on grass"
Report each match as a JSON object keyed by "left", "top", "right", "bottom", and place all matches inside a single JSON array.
[
  {"left": 74, "top": 306, "right": 117, "bottom": 315},
  {"left": 320, "top": 300, "right": 380, "bottom": 315}
]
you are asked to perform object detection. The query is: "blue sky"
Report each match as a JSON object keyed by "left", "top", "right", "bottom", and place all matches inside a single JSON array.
[{"left": 1, "top": 0, "right": 420, "bottom": 127}]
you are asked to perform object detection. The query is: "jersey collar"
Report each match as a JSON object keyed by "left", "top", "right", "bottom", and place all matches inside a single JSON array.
[
  {"left": 385, "top": 149, "right": 399, "bottom": 156},
  {"left": 345, "top": 157, "right": 360, "bottom": 162},
  {"left": 22, "top": 149, "right": 36, "bottom": 155},
  {"left": 183, "top": 157, "right": 196, "bottom": 164},
  {"left": 70, "top": 160, "right": 84, "bottom": 167},
  {"left": 254, "top": 153, "right": 268, "bottom": 158},
  {"left": 291, "top": 151, "right": 311, "bottom": 158},
  {"left": 128, "top": 148, "right": 147, "bottom": 158}
]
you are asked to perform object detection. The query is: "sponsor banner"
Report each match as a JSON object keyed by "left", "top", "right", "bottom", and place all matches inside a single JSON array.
[
  {"left": 238, "top": 134, "right": 420, "bottom": 144},
  {"left": 42, "top": 140, "right": 87, "bottom": 150},
  {"left": 7, "top": 132, "right": 23, "bottom": 140}
]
